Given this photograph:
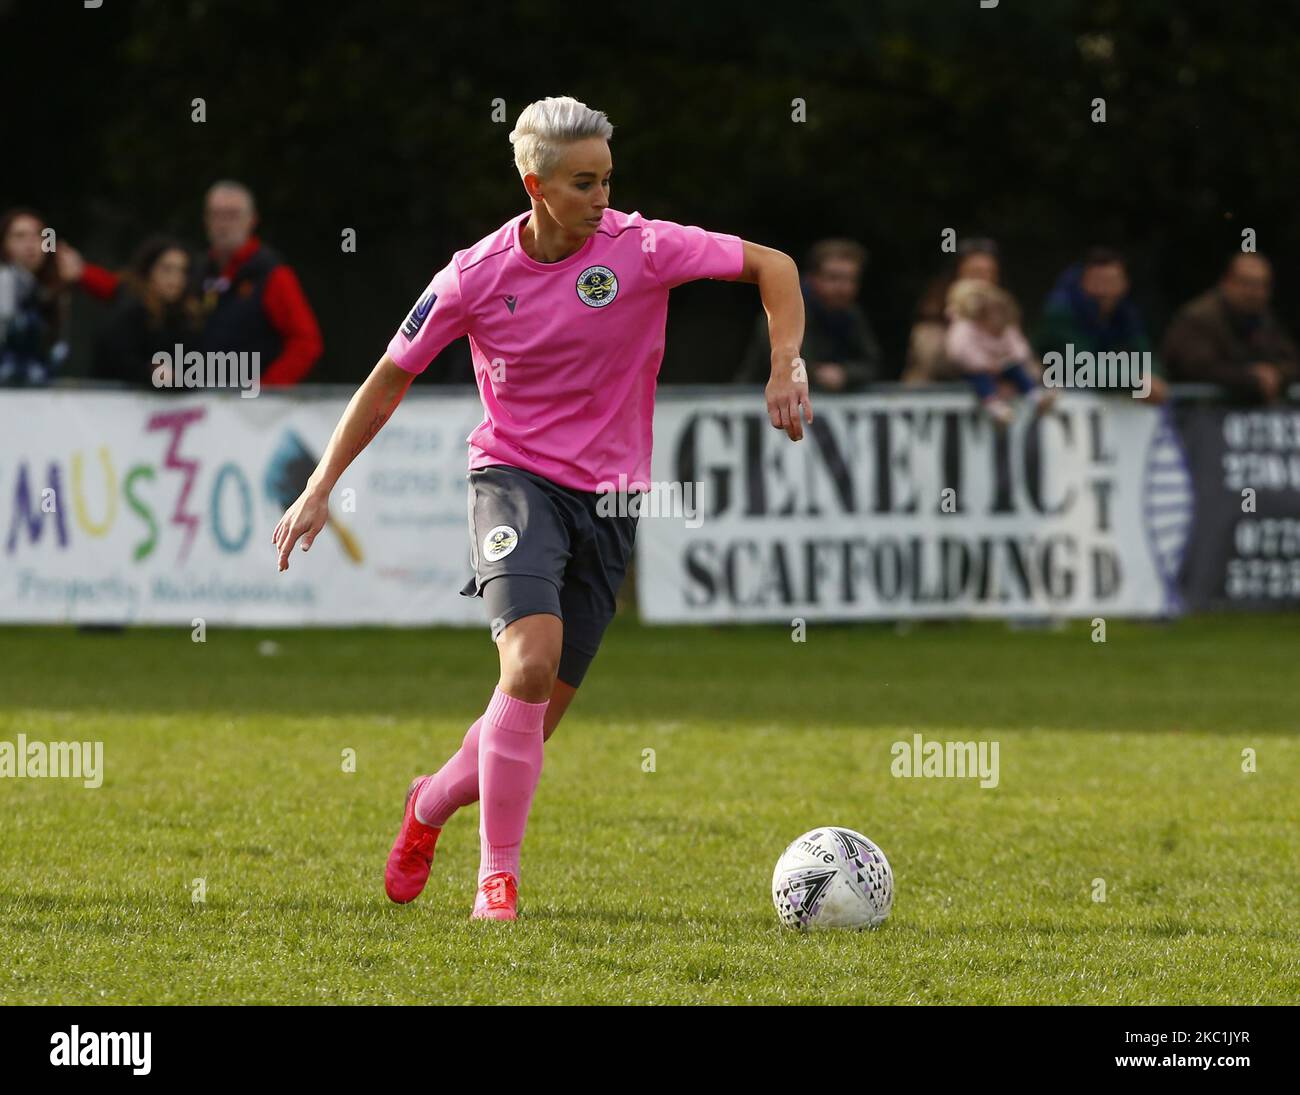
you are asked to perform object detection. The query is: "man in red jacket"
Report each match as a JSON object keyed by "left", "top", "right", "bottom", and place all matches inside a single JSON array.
[
  {"left": 193, "top": 180, "right": 323, "bottom": 385},
  {"left": 70, "top": 180, "right": 323, "bottom": 386}
]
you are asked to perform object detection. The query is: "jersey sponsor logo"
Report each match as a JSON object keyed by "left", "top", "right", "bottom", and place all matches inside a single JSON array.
[
  {"left": 401, "top": 288, "right": 437, "bottom": 339},
  {"left": 482, "top": 524, "right": 519, "bottom": 562},
  {"left": 576, "top": 265, "right": 618, "bottom": 308}
]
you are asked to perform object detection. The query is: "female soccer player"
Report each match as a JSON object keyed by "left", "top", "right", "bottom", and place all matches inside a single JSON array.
[{"left": 273, "top": 96, "right": 812, "bottom": 920}]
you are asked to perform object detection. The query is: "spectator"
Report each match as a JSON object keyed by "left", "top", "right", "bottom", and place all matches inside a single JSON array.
[
  {"left": 1035, "top": 246, "right": 1166, "bottom": 401},
  {"left": 736, "top": 238, "right": 881, "bottom": 392},
  {"left": 946, "top": 279, "right": 1053, "bottom": 426},
  {"left": 74, "top": 236, "right": 201, "bottom": 386},
  {"left": 196, "top": 180, "right": 322, "bottom": 384},
  {"left": 1162, "top": 253, "right": 1297, "bottom": 403},
  {"left": 0, "top": 208, "right": 70, "bottom": 387},
  {"left": 902, "top": 237, "right": 1000, "bottom": 385}
]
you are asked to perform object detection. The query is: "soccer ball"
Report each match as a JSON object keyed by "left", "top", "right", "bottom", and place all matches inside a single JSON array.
[{"left": 772, "top": 827, "right": 893, "bottom": 931}]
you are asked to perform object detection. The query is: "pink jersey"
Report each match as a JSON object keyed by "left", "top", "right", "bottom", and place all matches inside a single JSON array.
[{"left": 387, "top": 208, "right": 744, "bottom": 492}]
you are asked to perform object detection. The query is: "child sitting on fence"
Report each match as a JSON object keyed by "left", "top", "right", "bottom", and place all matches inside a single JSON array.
[{"left": 945, "top": 278, "right": 1055, "bottom": 425}]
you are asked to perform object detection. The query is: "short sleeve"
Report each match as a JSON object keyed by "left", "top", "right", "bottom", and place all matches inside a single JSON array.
[
  {"left": 643, "top": 219, "right": 745, "bottom": 290},
  {"left": 386, "top": 260, "right": 469, "bottom": 375}
]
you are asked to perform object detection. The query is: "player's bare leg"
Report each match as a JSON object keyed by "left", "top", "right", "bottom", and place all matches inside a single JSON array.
[
  {"left": 543, "top": 678, "right": 578, "bottom": 742},
  {"left": 494, "top": 612, "right": 562, "bottom": 702}
]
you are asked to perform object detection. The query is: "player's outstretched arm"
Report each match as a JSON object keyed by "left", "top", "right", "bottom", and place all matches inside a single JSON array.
[
  {"left": 734, "top": 240, "right": 812, "bottom": 441},
  {"left": 272, "top": 353, "right": 414, "bottom": 571}
]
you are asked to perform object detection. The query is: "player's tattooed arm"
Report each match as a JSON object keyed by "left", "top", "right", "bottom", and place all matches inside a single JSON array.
[
  {"left": 350, "top": 408, "right": 391, "bottom": 463},
  {"left": 734, "top": 240, "right": 812, "bottom": 442},
  {"left": 274, "top": 354, "right": 413, "bottom": 570},
  {"left": 307, "top": 354, "right": 414, "bottom": 495}
]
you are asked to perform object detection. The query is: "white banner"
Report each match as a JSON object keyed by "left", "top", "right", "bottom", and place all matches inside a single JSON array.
[
  {"left": 636, "top": 392, "right": 1194, "bottom": 621},
  {"left": 0, "top": 389, "right": 487, "bottom": 625},
  {"left": 1, "top": 389, "right": 1197, "bottom": 626}
]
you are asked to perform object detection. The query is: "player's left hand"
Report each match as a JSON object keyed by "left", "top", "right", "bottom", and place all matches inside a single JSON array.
[{"left": 766, "top": 356, "right": 814, "bottom": 441}]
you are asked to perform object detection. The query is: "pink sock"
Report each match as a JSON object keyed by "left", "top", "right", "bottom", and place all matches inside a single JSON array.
[
  {"left": 477, "top": 686, "right": 547, "bottom": 885},
  {"left": 414, "top": 717, "right": 485, "bottom": 828}
]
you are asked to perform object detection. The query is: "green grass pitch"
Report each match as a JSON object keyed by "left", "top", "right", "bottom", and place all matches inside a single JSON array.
[{"left": 1, "top": 614, "right": 1297, "bottom": 1004}]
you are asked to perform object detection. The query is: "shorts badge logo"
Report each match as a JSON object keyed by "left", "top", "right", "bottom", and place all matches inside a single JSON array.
[
  {"left": 483, "top": 524, "right": 519, "bottom": 562},
  {"left": 576, "top": 265, "right": 618, "bottom": 308}
]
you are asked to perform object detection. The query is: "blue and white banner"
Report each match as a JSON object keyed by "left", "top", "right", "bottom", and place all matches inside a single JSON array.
[{"left": 1175, "top": 405, "right": 1300, "bottom": 610}]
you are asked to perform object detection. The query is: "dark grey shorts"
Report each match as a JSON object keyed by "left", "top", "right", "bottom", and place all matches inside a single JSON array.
[{"left": 459, "top": 463, "right": 639, "bottom": 688}]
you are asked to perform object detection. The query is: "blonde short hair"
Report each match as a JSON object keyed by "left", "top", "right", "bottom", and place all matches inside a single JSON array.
[
  {"left": 509, "top": 96, "right": 614, "bottom": 180},
  {"left": 947, "top": 278, "right": 1019, "bottom": 324}
]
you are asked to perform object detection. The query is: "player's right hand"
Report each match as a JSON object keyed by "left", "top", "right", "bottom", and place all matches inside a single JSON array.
[{"left": 273, "top": 488, "right": 330, "bottom": 571}]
